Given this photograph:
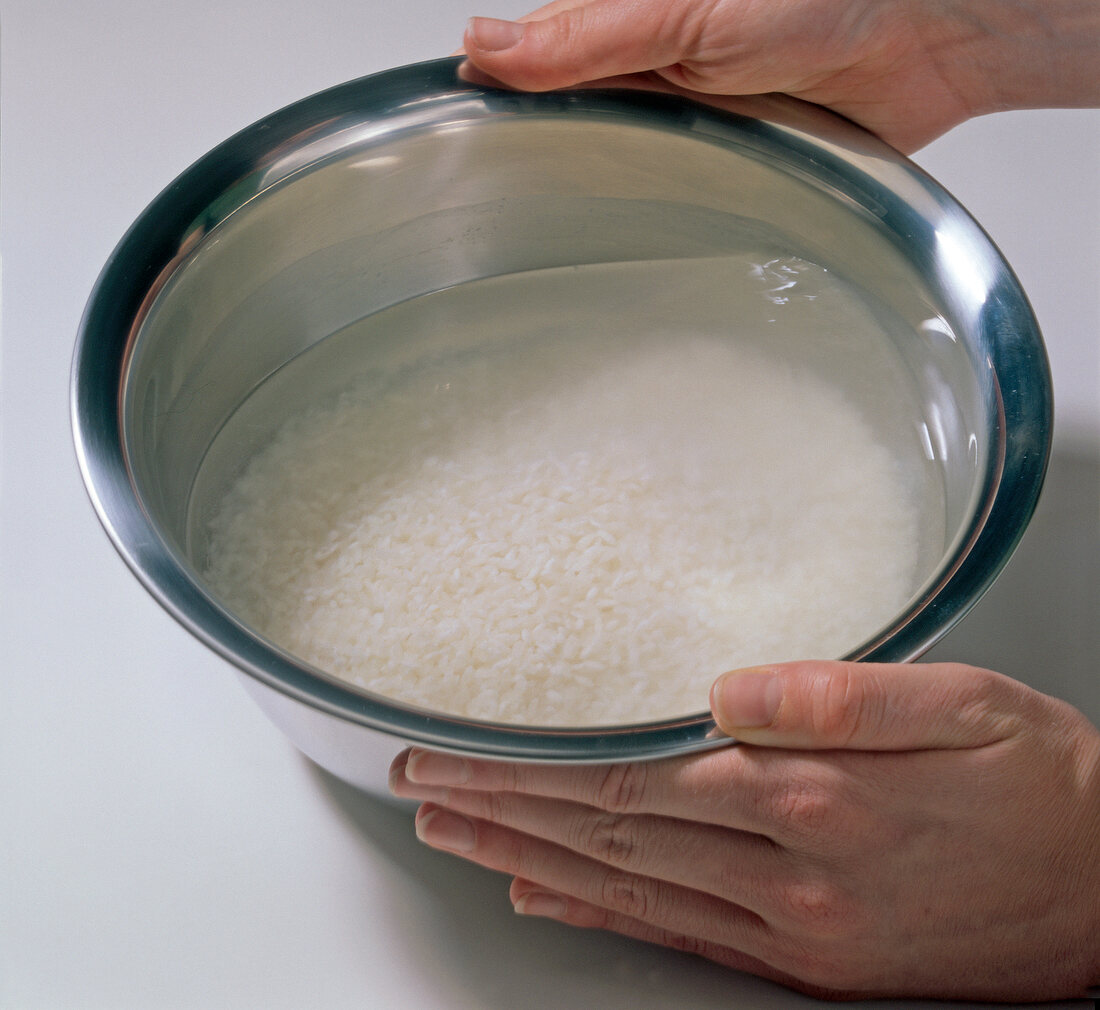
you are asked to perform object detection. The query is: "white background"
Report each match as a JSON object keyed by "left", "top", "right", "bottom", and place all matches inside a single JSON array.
[{"left": 2, "top": 2, "right": 1097, "bottom": 1007}]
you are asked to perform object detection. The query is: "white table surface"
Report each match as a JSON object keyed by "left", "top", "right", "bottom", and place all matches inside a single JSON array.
[{"left": 2, "top": 2, "right": 1097, "bottom": 1007}]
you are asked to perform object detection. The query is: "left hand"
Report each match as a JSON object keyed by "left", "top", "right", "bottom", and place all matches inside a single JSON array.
[
  {"left": 389, "top": 661, "right": 1100, "bottom": 999},
  {"left": 456, "top": 0, "right": 1100, "bottom": 153}
]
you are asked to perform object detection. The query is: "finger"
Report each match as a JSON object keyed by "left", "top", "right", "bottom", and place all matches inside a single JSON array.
[
  {"left": 456, "top": 59, "right": 669, "bottom": 95},
  {"left": 462, "top": 0, "right": 714, "bottom": 91},
  {"left": 413, "top": 801, "right": 781, "bottom": 959},
  {"left": 396, "top": 745, "right": 701, "bottom": 814},
  {"left": 391, "top": 744, "right": 869, "bottom": 844},
  {"left": 509, "top": 877, "right": 869, "bottom": 999},
  {"left": 393, "top": 745, "right": 760, "bottom": 829},
  {"left": 710, "top": 661, "right": 1037, "bottom": 751},
  {"left": 405, "top": 781, "right": 789, "bottom": 918},
  {"left": 396, "top": 761, "right": 887, "bottom": 924},
  {"left": 509, "top": 878, "right": 821, "bottom": 993}
]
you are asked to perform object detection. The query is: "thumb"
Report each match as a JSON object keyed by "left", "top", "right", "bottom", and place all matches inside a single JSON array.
[
  {"left": 710, "top": 661, "right": 1035, "bottom": 751},
  {"left": 462, "top": 0, "right": 697, "bottom": 91}
]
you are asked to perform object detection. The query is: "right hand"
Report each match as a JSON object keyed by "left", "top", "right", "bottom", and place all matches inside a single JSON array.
[
  {"left": 460, "top": 0, "right": 1100, "bottom": 152},
  {"left": 392, "top": 661, "right": 1100, "bottom": 998}
]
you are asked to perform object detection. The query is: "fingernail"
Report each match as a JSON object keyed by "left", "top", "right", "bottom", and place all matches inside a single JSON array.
[
  {"left": 515, "top": 891, "right": 568, "bottom": 918},
  {"left": 406, "top": 749, "right": 472, "bottom": 786},
  {"left": 467, "top": 16, "right": 526, "bottom": 52},
  {"left": 387, "top": 750, "right": 408, "bottom": 789},
  {"left": 712, "top": 670, "right": 782, "bottom": 728},
  {"left": 416, "top": 807, "right": 476, "bottom": 853},
  {"left": 389, "top": 762, "right": 451, "bottom": 804}
]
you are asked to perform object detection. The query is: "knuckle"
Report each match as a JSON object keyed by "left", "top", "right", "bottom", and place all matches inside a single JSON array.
[
  {"left": 762, "top": 876, "right": 881, "bottom": 993},
  {"left": 664, "top": 0, "right": 717, "bottom": 58},
  {"left": 501, "top": 763, "right": 528, "bottom": 794},
  {"left": 593, "top": 762, "right": 650, "bottom": 815},
  {"left": 598, "top": 869, "right": 652, "bottom": 921},
  {"left": 527, "top": 12, "right": 591, "bottom": 83},
  {"left": 808, "top": 667, "right": 881, "bottom": 745},
  {"left": 769, "top": 777, "right": 835, "bottom": 836},
  {"left": 577, "top": 812, "right": 639, "bottom": 867},
  {"left": 953, "top": 666, "right": 1025, "bottom": 736},
  {"left": 781, "top": 880, "right": 854, "bottom": 938},
  {"left": 663, "top": 930, "right": 715, "bottom": 960},
  {"left": 474, "top": 788, "right": 511, "bottom": 825}
]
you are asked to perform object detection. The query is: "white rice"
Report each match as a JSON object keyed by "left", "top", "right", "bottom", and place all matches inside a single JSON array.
[{"left": 203, "top": 329, "right": 921, "bottom": 726}]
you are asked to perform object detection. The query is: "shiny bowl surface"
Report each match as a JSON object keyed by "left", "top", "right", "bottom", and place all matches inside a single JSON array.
[{"left": 71, "top": 58, "right": 1051, "bottom": 791}]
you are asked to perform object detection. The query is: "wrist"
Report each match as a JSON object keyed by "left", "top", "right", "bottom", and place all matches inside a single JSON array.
[{"left": 925, "top": 0, "right": 1100, "bottom": 117}]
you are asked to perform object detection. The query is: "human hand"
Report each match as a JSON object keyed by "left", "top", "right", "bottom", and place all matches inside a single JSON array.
[
  {"left": 459, "top": 0, "right": 1100, "bottom": 152},
  {"left": 390, "top": 661, "right": 1100, "bottom": 999}
]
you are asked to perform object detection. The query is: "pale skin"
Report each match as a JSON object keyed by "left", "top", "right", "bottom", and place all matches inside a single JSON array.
[
  {"left": 391, "top": 663, "right": 1100, "bottom": 998},
  {"left": 455, "top": 0, "right": 1100, "bottom": 153},
  {"left": 390, "top": 0, "right": 1100, "bottom": 998}
]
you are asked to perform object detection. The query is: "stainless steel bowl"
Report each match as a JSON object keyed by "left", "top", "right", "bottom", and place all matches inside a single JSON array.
[{"left": 71, "top": 57, "right": 1051, "bottom": 792}]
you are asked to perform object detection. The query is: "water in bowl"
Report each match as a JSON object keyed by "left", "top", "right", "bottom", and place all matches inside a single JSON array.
[{"left": 187, "top": 253, "right": 948, "bottom": 726}]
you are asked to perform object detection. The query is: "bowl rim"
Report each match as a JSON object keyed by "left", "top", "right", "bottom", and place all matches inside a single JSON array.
[{"left": 70, "top": 56, "right": 1052, "bottom": 762}]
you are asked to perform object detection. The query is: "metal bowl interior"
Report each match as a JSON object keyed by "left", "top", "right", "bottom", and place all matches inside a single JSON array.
[{"left": 71, "top": 58, "right": 1051, "bottom": 779}]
